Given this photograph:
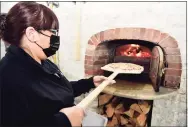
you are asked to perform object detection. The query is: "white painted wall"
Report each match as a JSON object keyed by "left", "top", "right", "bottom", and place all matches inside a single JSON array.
[
  {"left": 1, "top": 2, "right": 17, "bottom": 58},
  {"left": 0, "top": 2, "right": 186, "bottom": 126}
]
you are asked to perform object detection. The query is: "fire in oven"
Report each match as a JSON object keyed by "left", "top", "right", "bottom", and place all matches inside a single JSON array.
[{"left": 103, "top": 39, "right": 165, "bottom": 92}]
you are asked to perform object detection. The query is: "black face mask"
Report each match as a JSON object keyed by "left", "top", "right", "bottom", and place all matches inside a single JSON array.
[{"left": 35, "top": 32, "right": 60, "bottom": 57}]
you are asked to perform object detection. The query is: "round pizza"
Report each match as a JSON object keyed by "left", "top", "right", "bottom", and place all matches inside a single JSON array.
[{"left": 101, "top": 63, "right": 144, "bottom": 74}]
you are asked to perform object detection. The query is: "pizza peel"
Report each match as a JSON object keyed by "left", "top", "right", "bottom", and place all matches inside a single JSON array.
[{"left": 77, "top": 63, "right": 144, "bottom": 109}]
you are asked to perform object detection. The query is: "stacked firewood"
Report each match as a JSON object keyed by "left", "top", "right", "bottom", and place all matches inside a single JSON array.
[{"left": 98, "top": 93, "right": 151, "bottom": 127}]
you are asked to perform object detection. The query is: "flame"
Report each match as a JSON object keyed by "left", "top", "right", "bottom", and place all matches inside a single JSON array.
[{"left": 116, "top": 44, "right": 151, "bottom": 58}]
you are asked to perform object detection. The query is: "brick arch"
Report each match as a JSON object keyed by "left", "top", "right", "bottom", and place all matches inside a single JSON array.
[
  {"left": 88, "top": 28, "right": 179, "bottom": 47},
  {"left": 85, "top": 28, "right": 182, "bottom": 84}
]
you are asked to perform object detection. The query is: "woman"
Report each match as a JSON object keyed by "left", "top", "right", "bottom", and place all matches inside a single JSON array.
[{"left": 0, "top": 2, "right": 115, "bottom": 127}]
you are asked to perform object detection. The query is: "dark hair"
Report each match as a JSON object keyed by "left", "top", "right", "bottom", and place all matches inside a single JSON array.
[
  {"left": 0, "top": 2, "right": 59, "bottom": 45},
  {"left": 0, "top": 13, "right": 7, "bottom": 39}
]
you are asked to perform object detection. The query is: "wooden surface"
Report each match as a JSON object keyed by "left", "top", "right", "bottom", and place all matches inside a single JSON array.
[{"left": 102, "top": 79, "right": 178, "bottom": 100}]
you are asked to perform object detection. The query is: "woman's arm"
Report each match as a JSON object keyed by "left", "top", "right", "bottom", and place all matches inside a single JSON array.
[
  {"left": 1, "top": 82, "right": 72, "bottom": 127},
  {"left": 70, "top": 77, "right": 95, "bottom": 97},
  {"left": 46, "top": 60, "right": 95, "bottom": 97},
  {"left": 0, "top": 70, "right": 72, "bottom": 127},
  {"left": 70, "top": 76, "right": 115, "bottom": 97}
]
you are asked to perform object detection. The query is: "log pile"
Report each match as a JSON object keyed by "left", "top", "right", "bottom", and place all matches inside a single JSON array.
[{"left": 98, "top": 93, "right": 151, "bottom": 127}]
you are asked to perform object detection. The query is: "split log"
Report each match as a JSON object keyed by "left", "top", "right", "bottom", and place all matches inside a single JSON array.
[
  {"left": 115, "top": 103, "right": 124, "bottom": 114},
  {"left": 99, "top": 94, "right": 113, "bottom": 106},
  {"left": 136, "top": 113, "right": 146, "bottom": 126},
  {"left": 99, "top": 95, "right": 151, "bottom": 127},
  {"left": 126, "top": 124, "right": 134, "bottom": 127},
  {"left": 130, "top": 103, "right": 142, "bottom": 114},
  {"left": 114, "top": 103, "right": 124, "bottom": 122},
  {"left": 106, "top": 103, "right": 115, "bottom": 118},
  {"left": 120, "top": 116, "right": 129, "bottom": 125},
  {"left": 115, "top": 103, "right": 124, "bottom": 110},
  {"left": 124, "top": 109, "right": 134, "bottom": 118},
  {"left": 133, "top": 111, "right": 140, "bottom": 118},
  {"left": 107, "top": 115, "right": 118, "bottom": 127},
  {"left": 138, "top": 101, "right": 151, "bottom": 114},
  {"left": 114, "top": 104, "right": 122, "bottom": 121},
  {"left": 129, "top": 117, "right": 137, "bottom": 127}
]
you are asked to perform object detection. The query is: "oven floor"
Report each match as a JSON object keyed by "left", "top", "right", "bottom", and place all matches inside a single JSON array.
[{"left": 102, "top": 79, "right": 178, "bottom": 100}]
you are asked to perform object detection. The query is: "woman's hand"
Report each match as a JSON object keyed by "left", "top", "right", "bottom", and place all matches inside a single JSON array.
[
  {"left": 93, "top": 76, "right": 116, "bottom": 87},
  {"left": 59, "top": 106, "right": 84, "bottom": 127}
]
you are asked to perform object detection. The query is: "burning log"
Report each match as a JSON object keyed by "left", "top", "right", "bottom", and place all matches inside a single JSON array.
[{"left": 116, "top": 44, "right": 152, "bottom": 58}]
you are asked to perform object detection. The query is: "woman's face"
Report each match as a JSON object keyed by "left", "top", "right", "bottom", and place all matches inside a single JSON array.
[
  {"left": 24, "top": 27, "right": 54, "bottom": 60},
  {"left": 35, "top": 30, "right": 54, "bottom": 60}
]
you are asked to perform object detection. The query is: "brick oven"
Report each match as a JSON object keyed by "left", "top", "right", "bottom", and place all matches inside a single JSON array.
[
  {"left": 85, "top": 27, "right": 182, "bottom": 91},
  {"left": 84, "top": 28, "right": 182, "bottom": 126}
]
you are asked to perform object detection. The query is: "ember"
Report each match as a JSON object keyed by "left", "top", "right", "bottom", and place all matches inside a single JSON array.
[{"left": 116, "top": 44, "right": 151, "bottom": 57}]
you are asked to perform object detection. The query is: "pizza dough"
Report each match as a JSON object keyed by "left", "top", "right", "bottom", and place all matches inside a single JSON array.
[{"left": 101, "top": 63, "right": 144, "bottom": 74}]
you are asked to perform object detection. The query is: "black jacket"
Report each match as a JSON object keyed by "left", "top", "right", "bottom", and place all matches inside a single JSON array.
[{"left": 0, "top": 45, "right": 95, "bottom": 127}]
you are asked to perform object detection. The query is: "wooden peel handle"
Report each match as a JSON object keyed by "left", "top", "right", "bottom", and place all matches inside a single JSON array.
[{"left": 77, "top": 71, "right": 119, "bottom": 109}]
